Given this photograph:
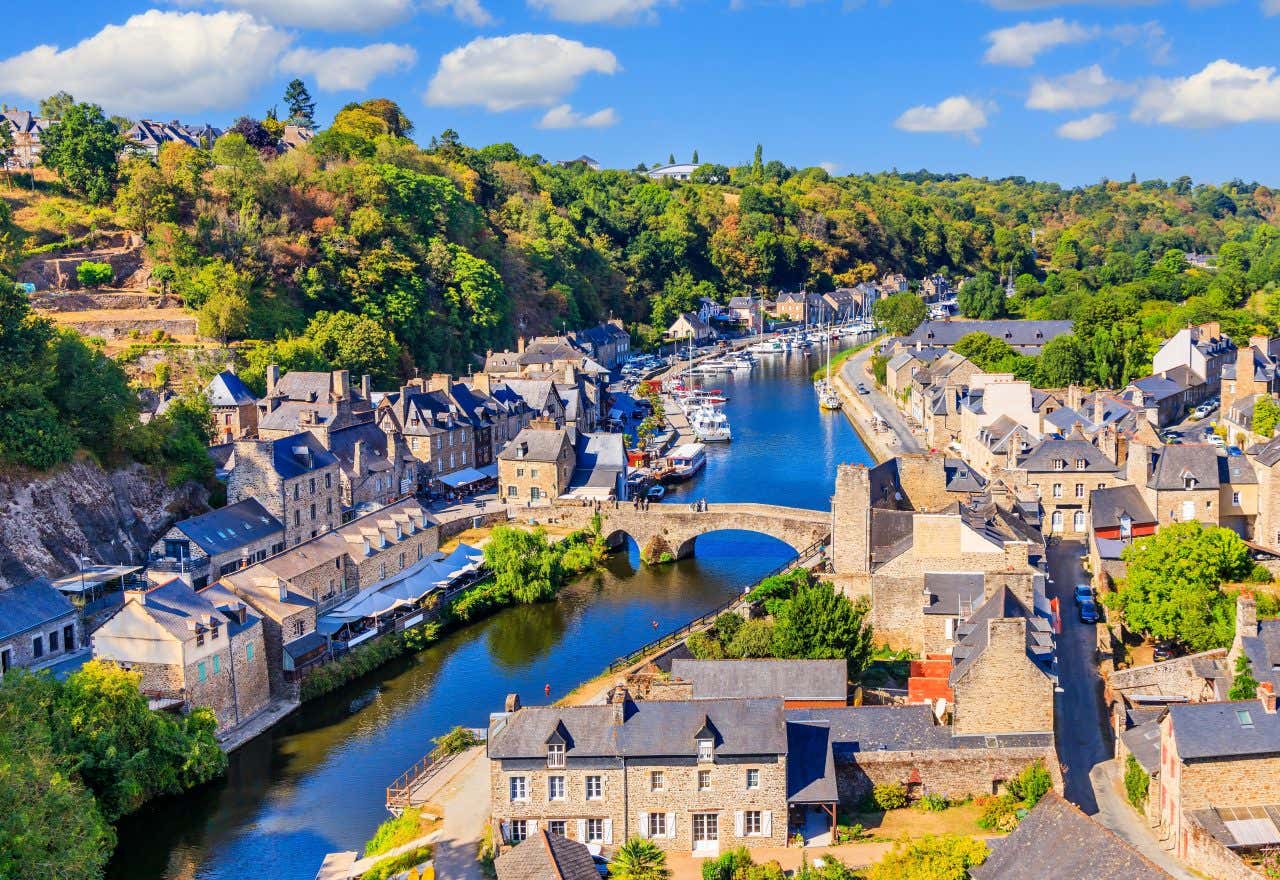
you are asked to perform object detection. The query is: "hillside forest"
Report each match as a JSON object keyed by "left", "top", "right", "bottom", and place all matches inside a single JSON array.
[{"left": 5, "top": 90, "right": 1280, "bottom": 472}]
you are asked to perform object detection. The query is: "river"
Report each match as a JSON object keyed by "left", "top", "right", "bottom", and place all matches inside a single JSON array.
[{"left": 108, "top": 346, "right": 874, "bottom": 880}]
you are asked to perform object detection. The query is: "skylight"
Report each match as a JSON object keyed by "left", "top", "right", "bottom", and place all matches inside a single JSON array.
[{"left": 1237, "top": 709, "right": 1255, "bottom": 728}]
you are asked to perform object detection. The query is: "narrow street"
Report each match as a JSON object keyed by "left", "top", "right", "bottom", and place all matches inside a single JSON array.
[
  {"left": 1045, "top": 540, "right": 1195, "bottom": 879},
  {"left": 841, "top": 346, "right": 923, "bottom": 453}
]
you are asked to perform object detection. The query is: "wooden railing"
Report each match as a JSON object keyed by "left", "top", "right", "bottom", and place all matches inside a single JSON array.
[
  {"left": 385, "top": 728, "right": 486, "bottom": 814},
  {"left": 604, "top": 535, "right": 829, "bottom": 674}
]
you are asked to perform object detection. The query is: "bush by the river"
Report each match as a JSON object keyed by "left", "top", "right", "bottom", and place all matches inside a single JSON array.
[
  {"left": 301, "top": 629, "right": 425, "bottom": 701},
  {"left": 0, "top": 661, "right": 226, "bottom": 880}
]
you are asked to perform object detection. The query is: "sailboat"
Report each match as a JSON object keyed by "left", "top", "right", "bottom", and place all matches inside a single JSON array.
[{"left": 815, "top": 306, "right": 843, "bottom": 411}]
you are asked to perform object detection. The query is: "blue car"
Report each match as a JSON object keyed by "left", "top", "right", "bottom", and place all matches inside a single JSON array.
[
  {"left": 1228, "top": 446, "right": 1244, "bottom": 456},
  {"left": 1078, "top": 598, "right": 1100, "bottom": 624},
  {"left": 1073, "top": 584, "right": 1093, "bottom": 605}
]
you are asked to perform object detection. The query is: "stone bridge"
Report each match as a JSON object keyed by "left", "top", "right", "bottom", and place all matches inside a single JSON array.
[{"left": 551, "top": 501, "right": 831, "bottom": 564}]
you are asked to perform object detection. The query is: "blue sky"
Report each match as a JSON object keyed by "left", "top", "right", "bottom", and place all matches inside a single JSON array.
[{"left": 2, "top": 0, "right": 1280, "bottom": 185}]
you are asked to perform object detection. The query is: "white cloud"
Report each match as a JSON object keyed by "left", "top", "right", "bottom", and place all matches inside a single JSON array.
[
  {"left": 1132, "top": 59, "right": 1280, "bottom": 127},
  {"left": 1109, "top": 21, "right": 1170, "bottom": 64},
  {"left": 1027, "top": 64, "right": 1131, "bottom": 110},
  {"left": 0, "top": 10, "right": 289, "bottom": 116},
  {"left": 188, "top": 0, "right": 491, "bottom": 30},
  {"left": 894, "top": 96, "right": 993, "bottom": 142},
  {"left": 425, "top": 34, "right": 619, "bottom": 112},
  {"left": 983, "top": 18, "right": 1096, "bottom": 67},
  {"left": 537, "top": 104, "right": 618, "bottom": 128},
  {"left": 1263, "top": 0, "right": 1280, "bottom": 14},
  {"left": 528, "top": 0, "right": 672, "bottom": 24},
  {"left": 280, "top": 44, "right": 417, "bottom": 91},
  {"left": 1056, "top": 112, "right": 1116, "bottom": 139},
  {"left": 819, "top": 161, "right": 840, "bottom": 174}
]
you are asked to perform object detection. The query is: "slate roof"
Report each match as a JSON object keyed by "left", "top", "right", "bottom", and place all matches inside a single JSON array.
[
  {"left": 1240, "top": 619, "right": 1280, "bottom": 698},
  {"left": 267, "top": 432, "right": 338, "bottom": 479},
  {"left": 922, "top": 572, "right": 986, "bottom": 616},
  {"left": 500, "top": 426, "right": 573, "bottom": 463},
  {"left": 570, "top": 432, "right": 626, "bottom": 490},
  {"left": 171, "top": 498, "right": 283, "bottom": 557},
  {"left": 972, "top": 791, "right": 1173, "bottom": 879},
  {"left": 1130, "top": 373, "right": 1188, "bottom": 402},
  {"left": 949, "top": 587, "right": 1053, "bottom": 687},
  {"left": 1121, "top": 716, "right": 1163, "bottom": 774},
  {"left": 785, "top": 705, "right": 953, "bottom": 753},
  {"left": 206, "top": 370, "right": 256, "bottom": 407},
  {"left": 0, "top": 580, "right": 76, "bottom": 640},
  {"left": 326, "top": 421, "right": 404, "bottom": 475},
  {"left": 488, "top": 698, "right": 788, "bottom": 760},
  {"left": 1219, "top": 454, "right": 1257, "bottom": 485},
  {"left": 1148, "top": 444, "right": 1220, "bottom": 490},
  {"left": 902, "top": 320, "right": 1073, "bottom": 350},
  {"left": 669, "top": 659, "right": 847, "bottom": 702},
  {"left": 495, "top": 830, "right": 599, "bottom": 880},
  {"left": 501, "top": 380, "right": 562, "bottom": 415},
  {"left": 133, "top": 578, "right": 256, "bottom": 642},
  {"left": 1017, "top": 438, "right": 1117, "bottom": 474},
  {"left": 785, "top": 720, "right": 838, "bottom": 803},
  {"left": 1169, "top": 700, "right": 1280, "bottom": 760},
  {"left": 869, "top": 508, "right": 915, "bottom": 564},
  {"left": 1090, "top": 485, "right": 1156, "bottom": 530}
]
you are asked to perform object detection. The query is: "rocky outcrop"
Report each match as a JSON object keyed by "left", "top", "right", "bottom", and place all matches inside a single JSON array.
[
  {"left": 17, "top": 231, "right": 150, "bottom": 291},
  {"left": 0, "top": 458, "right": 208, "bottom": 588}
]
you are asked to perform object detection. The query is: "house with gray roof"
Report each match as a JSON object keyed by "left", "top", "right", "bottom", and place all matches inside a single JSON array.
[
  {"left": 499, "top": 421, "right": 576, "bottom": 505},
  {"left": 92, "top": 577, "right": 270, "bottom": 730},
  {"left": 667, "top": 659, "right": 848, "bottom": 706},
  {"left": 0, "top": 579, "right": 80, "bottom": 675},
  {"left": 149, "top": 498, "right": 285, "bottom": 589},
  {"left": 899, "top": 320, "right": 1073, "bottom": 354},
  {"left": 226, "top": 432, "right": 343, "bottom": 547},
  {"left": 495, "top": 830, "right": 599, "bottom": 880},
  {"left": 1012, "top": 432, "right": 1121, "bottom": 537},
  {"left": 0, "top": 108, "right": 50, "bottom": 168},
  {"left": 666, "top": 311, "right": 715, "bottom": 344},
  {"left": 973, "top": 791, "right": 1172, "bottom": 879},
  {"left": 206, "top": 369, "right": 259, "bottom": 442}
]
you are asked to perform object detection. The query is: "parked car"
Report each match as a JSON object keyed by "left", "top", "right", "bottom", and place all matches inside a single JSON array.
[
  {"left": 1227, "top": 445, "right": 1244, "bottom": 456},
  {"left": 1153, "top": 641, "right": 1178, "bottom": 662},
  {"left": 1078, "top": 598, "right": 1100, "bottom": 624},
  {"left": 1073, "top": 584, "right": 1094, "bottom": 605},
  {"left": 856, "top": 383, "right": 870, "bottom": 395},
  {"left": 1209, "top": 433, "right": 1226, "bottom": 448}
]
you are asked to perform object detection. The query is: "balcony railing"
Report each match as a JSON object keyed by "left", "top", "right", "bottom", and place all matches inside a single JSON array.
[{"left": 148, "top": 556, "right": 210, "bottom": 575}]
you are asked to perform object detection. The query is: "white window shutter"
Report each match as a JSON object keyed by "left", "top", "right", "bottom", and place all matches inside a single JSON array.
[
  {"left": 500, "top": 821, "right": 510, "bottom": 843},
  {"left": 734, "top": 811, "right": 744, "bottom": 837},
  {"left": 666, "top": 812, "right": 676, "bottom": 839},
  {"left": 529, "top": 820, "right": 539, "bottom": 835},
  {"left": 638, "top": 813, "right": 648, "bottom": 838},
  {"left": 577, "top": 819, "right": 587, "bottom": 841},
  {"left": 603, "top": 818, "right": 614, "bottom": 844},
  {"left": 762, "top": 811, "right": 772, "bottom": 837}
]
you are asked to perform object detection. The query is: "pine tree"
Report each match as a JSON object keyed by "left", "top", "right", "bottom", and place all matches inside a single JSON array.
[
  {"left": 752, "top": 143, "right": 763, "bottom": 176},
  {"left": 283, "top": 79, "right": 316, "bottom": 126},
  {"left": 668, "top": 152, "right": 675, "bottom": 165},
  {"left": 692, "top": 149, "right": 699, "bottom": 164}
]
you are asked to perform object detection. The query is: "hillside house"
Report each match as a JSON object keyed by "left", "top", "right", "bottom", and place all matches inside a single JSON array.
[
  {"left": 149, "top": 498, "right": 285, "bottom": 589},
  {"left": 0, "top": 580, "right": 80, "bottom": 675}
]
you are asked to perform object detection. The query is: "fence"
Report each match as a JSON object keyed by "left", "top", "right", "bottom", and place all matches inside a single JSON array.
[
  {"left": 385, "top": 728, "right": 487, "bottom": 814},
  {"left": 603, "top": 535, "right": 829, "bottom": 674}
]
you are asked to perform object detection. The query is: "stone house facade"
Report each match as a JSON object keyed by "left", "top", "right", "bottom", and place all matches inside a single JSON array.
[
  {"left": 488, "top": 689, "right": 790, "bottom": 856},
  {"left": 228, "top": 433, "right": 342, "bottom": 547},
  {"left": 0, "top": 580, "right": 80, "bottom": 675},
  {"left": 92, "top": 579, "right": 270, "bottom": 731},
  {"left": 950, "top": 609, "right": 1055, "bottom": 737},
  {"left": 149, "top": 498, "right": 284, "bottom": 589},
  {"left": 206, "top": 369, "right": 259, "bottom": 442},
  {"left": 499, "top": 420, "right": 576, "bottom": 504}
]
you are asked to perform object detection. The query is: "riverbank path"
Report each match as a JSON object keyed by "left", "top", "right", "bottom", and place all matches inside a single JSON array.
[
  {"left": 841, "top": 345, "right": 922, "bottom": 454},
  {"left": 428, "top": 746, "right": 490, "bottom": 880}
]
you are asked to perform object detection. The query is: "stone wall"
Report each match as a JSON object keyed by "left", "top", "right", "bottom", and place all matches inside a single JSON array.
[
  {"left": 834, "top": 745, "right": 1062, "bottom": 804},
  {"left": 1182, "top": 812, "right": 1262, "bottom": 880},
  {"left": 952, "top": 618, "right": 1054, "bottom": 736},
  {"left": 1104, "top": 651, "right": 1224, "bottom": 708},
  {"left": 179, "top": 622, "right": 270, "bottom": 730},
  {"left": 831, "top": 465, "right": 871, "bottom": 576}
]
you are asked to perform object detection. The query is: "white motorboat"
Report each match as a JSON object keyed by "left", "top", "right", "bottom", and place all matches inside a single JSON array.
[
  {"left": 749, "top": 338, "right": 785, "bottom": 354},
  {"left": 690, "top": 405, "right": 732, "bottom": 442},
  {"left": 664, "top": 443, "right": 707, "bottom": 482}
]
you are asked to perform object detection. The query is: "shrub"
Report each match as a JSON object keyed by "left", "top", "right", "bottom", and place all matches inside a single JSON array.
[
  {"left": 1124, "top": 754, "right": 1150, "bottom": 810},
  {"left": 300, "top": 633, "right": 408, "bottom": 701},
  {"left": 701, "top": 847, "right": 753, "bottom": 880},
  {"left": 975, "top": 794, "right": 1021, "bottom": 832},
  {"left": 610, "top": 837, "right": 670, "bottom": 880},
  {"left": 863, "top": 835, "right": 988, "bottom": 880},
  {"left": 433, "top": 725, "right": 481, "bottom": 756},
  {"left": 686, "top": 630, "right": 725, "bottom": 660},
  {"left": 872, "top": 782, "right": 908, "bottom": 811},
  {"left": 365, "top": 808, "right": 429, "bottom": 857},
  {"left": 360, "top": 844, "right": 433, "bottom": 880},
  {"left": 1006, "top": 760, "right": 1052, "bottom": 808},
  {"left": 914, "top": 793, "right": 950, "bottom": 812},
  {"left": 714, "top": 611, "right": 744, "bottom": 643},
  {"left": 76, "top": 261, "right": 114, "bottom": 286}
]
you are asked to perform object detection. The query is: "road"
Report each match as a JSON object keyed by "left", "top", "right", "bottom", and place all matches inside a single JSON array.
[
  {"left": 1045, "top": 540, "right": 1195, "bottom": 879},
  {"left": 841, "top": 345, "right": 923, "bottom": 453}
]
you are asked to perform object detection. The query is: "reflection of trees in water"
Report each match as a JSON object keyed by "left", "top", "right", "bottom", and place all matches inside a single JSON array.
[{"left": 485, "top": 598, "right": 570, "bottom": 670}]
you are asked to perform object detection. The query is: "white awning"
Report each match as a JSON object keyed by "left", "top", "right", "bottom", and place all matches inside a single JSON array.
[
  {"left": 51, "top": 565, "right": 142, "bottom": 593},
  {"left": 438, "top": 467, "right": 489, "bottom": 488}
]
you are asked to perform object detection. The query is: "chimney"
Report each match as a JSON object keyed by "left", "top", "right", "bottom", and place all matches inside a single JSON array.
[
  {"left": 1067, "top": 384, "right": 1082, "bottom": 413},
  {"left": 607, "top": 684, "right": 631, "bottom": 725},
  {"left": 354, "top": 439, "right": 367, "bottom": 476},
  {"left": 472, "top": 372, "right": 492, "bottom": 395},
  {"left": 266, "top": 364, "right": 280, "bottom": 397},
  {"left": 505, "top": 692, "right": 521, "bottom": 713},
  {"left": 125, "top": 585, "right": 150, "bottom": 606},
  {"left": 1127, "top": 443, "right": 1151, "bottom": 486},
  {"left": 1231, "top": 590, "right": 1259, "bottom": 669},
  {"left": 1092, "top": 393, "right": 1104, "bottom": 427},
  {"left": 333, "top": 369, "right": 351, "bottom": 401},
  {"left": 517, "top": 336, "right": 527, "bottom": 355},
  {"left": 361, "top": 374, "right": 371, "bottom": 401},
  {"left": 1261, "top": 682, "right": 1277, "bottom": 714},
  {"left": 429, "top": 373, "right": 451, "bottom": 393}
]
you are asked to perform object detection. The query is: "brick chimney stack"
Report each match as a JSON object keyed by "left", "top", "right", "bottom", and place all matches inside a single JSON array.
[
  {"left": 1261, "top": 682, "right": 1277, "bottom": 714},
  {"left": 607, "top": 684, "right": 631, "bottom": 725}
]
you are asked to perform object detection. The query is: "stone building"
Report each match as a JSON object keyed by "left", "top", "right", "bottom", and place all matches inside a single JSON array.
[
  {"left": 377, "top": 379, "right": 476, "bottom": 487},
  {"left": 998, "top": 432, "right": 1121, "bottom": 537},
  {"left": 227, "top": 432, "right": 343, "bottom": 547},
  {"left": 571, "top": 320, "right": 631, "bottom": 370},
  {"left": 206, "top": 369, "right": 259, "bottom": 442},
  {"left": 149, "top": 498, "right": 284, "bottom": 589},
  {"left": 1252, "top": 435, "right": 1280, "bottom": 554},
  {"left": 256, "top": 368, "right": 375, "bottom": 440},
  {"left": 92, "top": 578, "right": 270, "bottom": 731},
  {"left": 467, "top": 374, "right": 536, "bottom": 449},
  {"left": 488, "top": 687, "right": 792, "bottom": 856},
  {"left": 662, "top": 659, "right": 849, "bottom": 708},
  {"left": 321, "top": 421, "right": 418, "bottom": 517},
  {"left": 0, "top": 580, "right": 80, "bottom": 675},
  {"left": 1221, "top": 334, "right": 1280, "bottom": 418},
  {"left": 499, "top": 420, "right": 577, "bottom": 504}
]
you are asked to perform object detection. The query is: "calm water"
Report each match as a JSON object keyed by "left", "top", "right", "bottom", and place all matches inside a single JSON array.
[{"left": 108, "top": 348, "right": 873, "bottom": 880}]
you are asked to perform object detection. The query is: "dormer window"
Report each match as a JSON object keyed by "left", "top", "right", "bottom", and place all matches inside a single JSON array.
[
  {"left": 547, "top": 742, "right": 565, "bottom": 768},
  {"left": 1184, "top": 476, "right": 1197, "bottom": 490},
  {"left": 697, "top": 738, "right": 714, "bottom": 763},
  {"left": 1054, "top": 459, "right": 1065, "bottom": 471},
  {"left": 1076, "top": 459, "right": 1086, "bottom": 470}
]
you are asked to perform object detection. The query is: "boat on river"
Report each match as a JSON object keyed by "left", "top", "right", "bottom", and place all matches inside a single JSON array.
[
  {"left": 690, "top": 405, "right": 732, "bottom": 442},
  {"left": 662, "top": 443, "right": 707, "bottom": 483}
]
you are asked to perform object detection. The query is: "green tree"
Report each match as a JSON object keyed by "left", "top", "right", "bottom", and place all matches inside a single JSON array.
[
  {"left": 198, "top": 285, "right": 251, "bottom": 344},
  {"left": 1253, "top": 395, "right": 1280, "bottom": 439},
  {"left": 1124, "top": 754, "right": 1149, "bottom": 810},
  {"left": 39, "top": 102, "right": 121, "bottom": 203},
  {"left": 873, "top": 291, "right": 928, "bottom": 336},
  {"left": 1230, "top": 653, "right": 1260, "bottom": 701},
  {"left": 1036, "top": 334, "right": 1088, "bottom": 387},
  {"left": 305, "top": 310, "right": 400, "bottom": 385},
  {"left": 956, "top": 272, "right": 1005, "bottom": 319},
  {"left": 611, "top": 838, "right": 670, "bottom": 880},
  {"left": 115, "top": 156, "right": 177, "bottom": 238},
  {"left": 75, "top": 261, "right": 114, "bottom": 286},
  {"left": 0, "top": 123, "right": 14, "bottom": 188},
  {"left": 727, "top": 619, "right": 776, "bottom": 658},
  {"left": 1110, "top": 523, "right": 1258, "bottom": 651},
  {"left": 483, "top": 525, "right": 560, "bottom": 604},
  {"left": 863, "top": 835, "right": 988, "bottom": 880},
  {"left": 772, "top": 579, "right": 872, "bottom": 679},
  {"left": 284, "top": 79, "right": 316, "bottom": 125},
  {"left": 39, "top": 91, "right": 76, "bottom": 120},
  {"left": 47, "top": 330, "right": 137, "bottom": 458},
  {"left": 952, "top": 332, "right": 1015, "bottom": 370}
]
